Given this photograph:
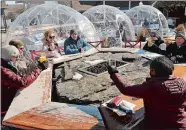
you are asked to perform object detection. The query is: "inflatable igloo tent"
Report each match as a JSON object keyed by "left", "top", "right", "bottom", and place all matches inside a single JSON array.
[
  {"left": 6, "top": 2, "right": 99, "bottom": 50},
  {"left": 83, "top": 5, "right": 135, "bottom": 47},
  {"left": 126, "top": 3, "right": 169, "bottom": 38}
]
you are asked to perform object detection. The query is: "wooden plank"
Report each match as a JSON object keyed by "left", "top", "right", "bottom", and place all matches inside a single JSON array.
[
  {"left": 52, "top": 48, "right": 98, "bottom": 64},
  {"left": 3, "top": 102, "right": 105, "bottom": 130},
  {"left": 99, "top": 47, "right": 139, "bottom": 53},
  {"left": 3, "top": 68, "right": 52, "bottom": 122}
]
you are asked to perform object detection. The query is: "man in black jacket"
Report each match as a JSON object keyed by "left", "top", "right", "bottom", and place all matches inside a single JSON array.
[
  {"left": 166, "top": 31, "right": 186, "bottom": 64},
  {"left": 143, "top": 32, "right": 164, "bottom": 54}
]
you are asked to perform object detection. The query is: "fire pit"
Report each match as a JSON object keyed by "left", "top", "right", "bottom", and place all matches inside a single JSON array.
[{"left": 78, "top": 60, "right": 129, "bottom": 76}]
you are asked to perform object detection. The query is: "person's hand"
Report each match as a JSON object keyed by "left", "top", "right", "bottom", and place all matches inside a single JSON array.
[
  {"left": 35, "top": 68, "right": 41, "bottom": 74},
  {"left": 176, "top": 55, "right": 183, "bottom": 63},
  {"left": 159, "top": 43, "right": 166, "bottom": 50},
  {"left": 147, "top": 39, "right": 153, "bottom": 47},
  {"left": 107, "top": 65, "right": 118, "bottom": 75},
  {"left": 170, "top": 56, "right": 176, "bottom": 61},
  {"left": 170, "top": 56, "right": 177, "bottom": 63},
  {"left": 33, "top": 68, "right": 41, "bottom": 77},
  {"left": 48, "top": 63, "right": 53, "bottom": 69},
  {"left": 176, "top": 55, "right": 183, "bottom": 59}
]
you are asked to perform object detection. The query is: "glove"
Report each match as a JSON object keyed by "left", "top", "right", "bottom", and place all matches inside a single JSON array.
[
  {"left": 107, "top": 65, "right": 118, "bottom": 75},
  {"left": 159, "top": 43, "right": 166, "bottom": 51},
  {"left": 170, "top": 56, "right": 176, "bottom": 61},
  {"left": 38, "top": 60, "right": 48, "bottom": 70},
  {"left": 176, "top": 55, "right": 183, "bottom": 59},
  {"left": 176, "top": 55, "right": 183, "bottom": 63},
  {"left": 170, "top": 56, "right": 177, "bottom": 64}
]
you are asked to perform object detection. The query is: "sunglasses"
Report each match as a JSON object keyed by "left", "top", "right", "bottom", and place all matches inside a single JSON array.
[
  {"left": 49, "top": 36, "right": 55, "bottom": 39},
  {"left": 19, "top": 47, "right": 24, "bottom": 50}
]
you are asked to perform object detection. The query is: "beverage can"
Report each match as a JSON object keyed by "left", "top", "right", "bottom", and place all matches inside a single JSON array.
[{"left": 40, "top": 52, "right": 46, "bottom": 63}]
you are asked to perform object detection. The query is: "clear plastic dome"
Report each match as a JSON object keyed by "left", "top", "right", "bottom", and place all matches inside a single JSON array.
[
  {"left": 6, "top": 3, "right": 99, "bottom": 50},
  {"left": 83, "top": 5, "right": 135, "bottom": 47},
  {"left": 126, "top": 4, "right": 169, "bottom": 38}
]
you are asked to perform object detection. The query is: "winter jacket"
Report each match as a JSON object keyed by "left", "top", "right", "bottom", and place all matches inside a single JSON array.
[
  {"left": 143, "top": 38, "right": 164, "bottom": 54},
  {"left": 64, "top": 37, "right": 89, "bottom": 54},
  {"left": 1, "top": 58, "right": 41, "bottom": 116},
  {"left": 139, "top": 36, "right": 146, "bottom": 42},
  {"left": 166, "top": 42, "right": 186, "bottom": 63},
  {"left": 111, "top": 73, "right": 186, "bottom": 130}
]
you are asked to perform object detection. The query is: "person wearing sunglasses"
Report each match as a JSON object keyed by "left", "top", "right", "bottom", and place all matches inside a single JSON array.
[
  {"left": 42, "top": 30, "right": 61, "bottom": 58},
  {"left": 9, "top": 39, "right": 25, "bottom": 56},
  {"left": 9, "top": 39, "right": 34, "bottom": 66},
  {"left": 143, "top": 32, "right": 164, "bottom": 54},
  {"left": 64, "top": 29, "right": 90, "bottom": 54},
  {"left": 1, "top": 45, "right": 41, "bottom": 125},
  {"left": 9, "top": 40, "right": 24, "bottom": 54}
]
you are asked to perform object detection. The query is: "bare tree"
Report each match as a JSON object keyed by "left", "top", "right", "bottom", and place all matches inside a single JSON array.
[
  {"left": 154, "top": 1, "right": 186, "bottom": 11},
  {"left": 5, "top": 12, "right": 16, "bottom": 20}
]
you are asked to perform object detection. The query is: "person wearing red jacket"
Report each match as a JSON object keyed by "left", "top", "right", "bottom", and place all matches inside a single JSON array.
[
  {"left": 1, "top": 45, "right": 41, "bottom": 123},
  {"left": 107, "top": 56, "right": 186, "bottom": 130}
]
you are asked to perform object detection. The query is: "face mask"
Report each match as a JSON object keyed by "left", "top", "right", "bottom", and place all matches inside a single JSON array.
[
  {"left": 8, "top": 61, "right": 17, "bottom": 69},
  {"left": 8, "top": 61, "right": 14, "bottom": 66}
]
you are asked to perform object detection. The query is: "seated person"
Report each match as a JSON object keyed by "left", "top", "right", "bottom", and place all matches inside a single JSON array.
[
  {"left": 1, "top": 45, "right": 41, "bottom": 123},
  {"left": 137, "top": 28, "right": 147, "bottom": 42},
  {"left": 42, "top": 30, "right": 61, "bottom": 58},
  {"left": 166, "top": 31, "right": 186, "bottom": 64},
  {"left": 9, "top": 39, "right": 43, "bottom": 71},
  {"left": 107, "top": 56, "right": 186, "bottom": 130},
  {"left": 143, "top": 32, "right": 164, "bottom": 54},
  {"left": 64, "top": 29, "right": 89, "bottom": 54},
  {"left": 9, "top": 39, "right": 32, "bottom": 64},
  {"left": 139, "top": 35, "right": 146, "bottom": 42}
]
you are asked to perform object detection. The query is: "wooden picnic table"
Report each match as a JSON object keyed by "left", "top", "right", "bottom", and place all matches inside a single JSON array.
[{"left": 3, "top": 102, "right": 105, "bottom": 130}]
